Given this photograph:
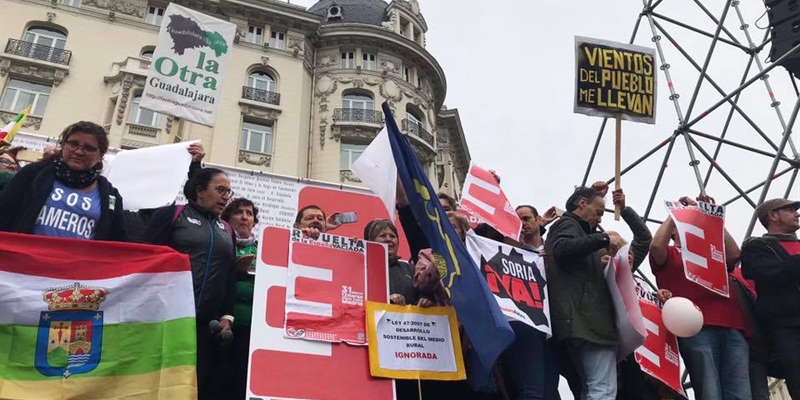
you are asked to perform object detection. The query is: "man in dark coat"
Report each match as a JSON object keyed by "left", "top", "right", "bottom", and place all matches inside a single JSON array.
[{"left": 545, "top": 186, "right": 619, "bottom": 400}]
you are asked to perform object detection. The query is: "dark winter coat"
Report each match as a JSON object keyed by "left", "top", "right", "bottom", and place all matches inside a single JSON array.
[
  {"left": 0, "top": 160, "right": 127, "bottom": 241},
  {"left": 545, "top": 212, "right": 617, "bottom": 345},
  {"left": 741, "top": 234, "right": 800, "bottom": 330}
]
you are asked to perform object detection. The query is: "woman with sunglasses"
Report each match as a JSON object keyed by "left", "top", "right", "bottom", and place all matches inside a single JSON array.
[
  {"left": 143, "top": 167, "right": 237, "bottom": 400},
  {"left": 0, "top": 121, "right": 127, "bottom": 241}
]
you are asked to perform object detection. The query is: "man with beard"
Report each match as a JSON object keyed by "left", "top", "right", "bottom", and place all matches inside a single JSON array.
[{"left": 742, "top": 198, "right": 800, "bottom": 400}]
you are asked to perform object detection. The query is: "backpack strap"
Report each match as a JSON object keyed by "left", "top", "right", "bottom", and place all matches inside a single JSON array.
[
  {"left": 220, "top": 219, "right": 234, "bottom": 237},
  {"left": 172, "top": 204, "right": 185, "bottom": 224}
]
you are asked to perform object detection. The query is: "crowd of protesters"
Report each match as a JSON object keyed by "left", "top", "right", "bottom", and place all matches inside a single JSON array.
[{"left": 0, "top": 121, "right": 798, "bottom": 400}]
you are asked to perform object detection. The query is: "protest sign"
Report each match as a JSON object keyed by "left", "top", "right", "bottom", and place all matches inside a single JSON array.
[
  {"left": 284, "top": 230, "right": 369, "bottom": 345},
  {"left": 574, "top": 36, "right": 657, "bottom": 124},
  {"left": 465, "top": 231, "right": 551, "bottom": 336},
  {"left": 665, "top": 200, "right": 729, "bottom": 297},
  {"left": 634, "top": 277, "right": 687, "bottom": 398},
  {"left": 458, "top": 164, "right": 521, "bottom": 240},
  {"left": 605, "top": 243, "right": 646, "bottom": 361},
  {"left": 248, "top": 227, "right": 394, "bottom": 400},
  {"left": 366, "top": 302, "right": 465, "bottom": 381},
  {"left": 140, "top": 3, "right": 236, "bottom": 126}
]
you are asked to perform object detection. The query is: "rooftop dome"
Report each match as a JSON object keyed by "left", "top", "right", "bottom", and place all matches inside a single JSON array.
[{"left": 307, "top": 0, "right": 389, "bottom": 27}]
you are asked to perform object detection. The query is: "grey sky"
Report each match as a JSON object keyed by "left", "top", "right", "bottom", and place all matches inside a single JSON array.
[{"left": 294, "top": 0, "right": 797, "bottom": 398}]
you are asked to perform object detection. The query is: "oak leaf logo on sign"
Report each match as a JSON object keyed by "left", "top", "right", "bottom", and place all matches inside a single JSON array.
[{"left": 35, "top": 282, "right": 108, "bottom": 379}]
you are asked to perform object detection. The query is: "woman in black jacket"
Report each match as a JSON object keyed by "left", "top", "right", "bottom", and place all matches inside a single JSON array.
[
  {"left": 0, "top": 121, "right": 127, "bottom": 241},
  {"left": 144, "top": 167, "right": 237, "bottom": 400}
]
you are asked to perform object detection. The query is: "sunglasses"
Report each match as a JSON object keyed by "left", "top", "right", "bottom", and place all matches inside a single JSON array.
[{"left": 63, "top": 140, "right": 100, "bottom": 154}]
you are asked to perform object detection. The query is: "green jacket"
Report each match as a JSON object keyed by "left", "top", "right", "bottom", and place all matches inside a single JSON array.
[
  {"left": 545, "top": 212, "right": 617, "bottom": 346},
  {"left": 234, "top": 241, "right": 257, "bottom": 328}
]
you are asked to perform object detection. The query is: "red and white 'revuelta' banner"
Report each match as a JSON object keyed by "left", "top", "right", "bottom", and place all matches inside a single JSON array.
[
  {"left": 458, "top": 164, "right": 521, "bottom": 240},
  {"left": 665, "top": 201, "right": 729, "bottom": 298},
  {"left": 634, "top": 277, "right": 687, "bottom": 398},
  {"left": 284, "top": 230, "right": 369, "bottom": 345},
  {"left": 248, "top": 227, "right": 394, "bottom": 400}
]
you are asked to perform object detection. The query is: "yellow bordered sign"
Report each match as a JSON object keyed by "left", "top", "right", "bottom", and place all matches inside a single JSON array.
[{"left": 365, "top": 301, "right": 465, "bottom": 381}]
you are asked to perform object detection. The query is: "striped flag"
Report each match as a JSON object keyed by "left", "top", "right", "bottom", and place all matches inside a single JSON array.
[
  {"left": 0, "top": 232, "right": 197, "bottom": 399},
  {"left": 0, "top": 105, "right": 31, "bottom": 148}
]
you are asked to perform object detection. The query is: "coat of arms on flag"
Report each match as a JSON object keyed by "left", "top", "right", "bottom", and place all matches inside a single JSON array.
[{"left": 35, "top": 283, "right": 107, "bottom": 379}]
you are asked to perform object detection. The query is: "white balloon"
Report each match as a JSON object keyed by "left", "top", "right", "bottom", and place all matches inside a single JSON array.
[{"left": 661, "top": 297, "right": 704, "bottom": 337}]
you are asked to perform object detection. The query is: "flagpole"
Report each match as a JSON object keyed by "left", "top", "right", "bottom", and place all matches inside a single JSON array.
[
  {"left": 614, "top": 114, "right": 622, "bottom": 221},
  {"left": 417, "top": 378, "right": 422, "bottom": 400}
]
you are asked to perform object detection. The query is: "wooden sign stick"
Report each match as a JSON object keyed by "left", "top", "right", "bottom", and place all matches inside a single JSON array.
[{"left": 615, "top": 114, "right": 622, "bottom": 221}]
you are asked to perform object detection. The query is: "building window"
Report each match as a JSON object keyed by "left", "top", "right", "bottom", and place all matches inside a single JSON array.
[
  {"left": 246, "top": 25, "right": 263, "bottom": 45},
  {"left": 140, "top": 49, "right": 154, "bottom": 59},
  {"left": 407, "top": 109, "right": 423, "bottom": 127},
  {"left": 247, "top": 71, "right": 276, "bottom": 92},
  {"left": 404, "top": 67, "right": 410, "bottom": 83},
  {"left": 129, "top": 95, "right": 163, "bottom": 127},
  {"left": 362, "top": 53, "right": 376, "bottom": 70},
  {"left": 0, "top": 79, "right": 51, "bottom": 116},
  {"left": 21, "top": 26, "right": 67, "bottom": 64},
  {"left": 342, "top": 93, "right": 374, "bottom": 110},
  {"left": 145, "top": 6, "right": 165, "bottom": 25},
  {"left": 270, "top": 31, "right": 285, "bottom": 49},
  {"left": 60, "top": 0, "right": 81, "bottom": 7},
  {"left": 341, "top": 52, "right": 355, "bottom": 69},
  {"left": 341, "top": 143, "right": 367, "bottom": 170},
  {"left": 241, "top": 121, "right": 273, "bottom": 154}
]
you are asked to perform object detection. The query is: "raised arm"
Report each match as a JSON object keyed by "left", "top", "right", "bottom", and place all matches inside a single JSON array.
[{"left": 649, "top": 216, "right": 674, "bottom": 267}]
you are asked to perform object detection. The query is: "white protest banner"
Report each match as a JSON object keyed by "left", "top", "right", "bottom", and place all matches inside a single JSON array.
[
  {"left": 106, "top": 141, "right": 197, "bottom": 210},
  {"left": 665, "top": 200, "right": 729, "bottom": 297},
  {"left": 605, "top": 243, "right": 646, "bottom": 361},
  {"left": 140, "top": 3, "right": 235, "bottom": 126},
  {"left": 284, "top": 229, "right": 369, "bottom": 345},
  {"left": 465, "top": 231, "right": 551, "bottom": 336},
  {"left": 366, "top": 302, "right": 465, "bottom": 381},
  {"left": 634, "top": 277, "right": 687, "bottom": 398},
  {"left": 458, "top": 164, "right": 521, "bottom": 239},
  {"left": 248, "top": 227, "right": 394, "bottom": 400}
]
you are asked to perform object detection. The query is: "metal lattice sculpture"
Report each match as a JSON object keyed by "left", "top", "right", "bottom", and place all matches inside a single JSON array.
[{"left": 581, "top": 0, "right": 800, "bottom": 238}]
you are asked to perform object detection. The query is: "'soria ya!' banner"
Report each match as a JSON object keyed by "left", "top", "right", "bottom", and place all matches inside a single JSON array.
[
  {"left": 634, "top": 277, "right": 687, "bottom": 398},
  {"left": 141, "top": 3, "right": 236, "bottom": 126},
  {"left": 465, "top": 231, "right": 551, "bottom": 336},
  {"left": 574, "top": 36, "right": 657, "bottom": 124},
  {"left": 665, "top": 200, "right": 729, "bottom": 298},
  {"left": 248, "top": 227, "right": 394, "bottom": 400}
]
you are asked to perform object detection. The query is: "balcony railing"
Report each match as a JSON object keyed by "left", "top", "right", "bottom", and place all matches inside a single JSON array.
[
  {"left": 4, "top": 39, "right": 72, "bottom": 66},
  {"left": 333, "top": 108, "right": 383, "bottom": 124},
  {"left": 242, "top": 86, "right": 280, "bottom": 106},
  {"left": 402, "top": 118, "right": 434, "bottom": 147},
  {"left": 126, "top": 123, "right": 159, "bottom": 138}
]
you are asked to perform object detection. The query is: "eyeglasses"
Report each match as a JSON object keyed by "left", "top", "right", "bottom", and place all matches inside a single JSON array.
[
  {"left": 214, "top": 186, "right": 234, "bottom": 198},
  {"left": 0, "top": 158, "right": 17, "bottom": 170},
  {"left": 63, "top": 140, "right": 99, "bottom": 154}
]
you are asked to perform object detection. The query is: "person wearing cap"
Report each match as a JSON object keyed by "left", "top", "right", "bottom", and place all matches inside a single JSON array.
[{"left": 741, "top": 198, "right": 800, "bottom": 399}]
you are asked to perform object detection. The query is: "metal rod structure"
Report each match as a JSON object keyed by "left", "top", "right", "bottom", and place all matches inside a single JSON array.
[
  {"left": 784, "top": 169, "right": 799, "bottom": 199},
  {"left": 643, "top": 8, "right": 685, "bottom": 124},
  {"left": 685, "top": 134, "right": 758, "bottom": 208},
  {"left": 685, "top": 41, "right": 800, "bottom": 129},
  {"left": 691, "top": 0, "right": 743, "bottom": 46},
  {"left": 650, "top": 12, "right": 749, "bottom": 52},
  {"left": 644, "top": 133, "right": 679, "bottom": 220},
  {"left": 703, "top": 55, "right": 755, "bottom": 186},
  {"left": 688, "top": 129, "right": 795, "bottom": 163},
  {"left": 652, "top": 21, "right": 778, "bottom": 151},
  {"left": 582, "top": 119, "right": 608, "bottom": 187},
  {"left": 721, "top": 166, "right": 796, "bottom": 206},
  {"left": 733, "top": 1, "right": 799, "bottom": 157},
  {"left": 683, "top": 0, "right": 731, "bottom": 122},
  {"left": 746, "top": 96, "right": 800, "bottom": 237},
  {"left": 606, "top": 138, "right": 672, "bottom": 185}
]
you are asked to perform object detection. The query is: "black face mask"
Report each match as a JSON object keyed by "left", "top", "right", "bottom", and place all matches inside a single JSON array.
[{"left": 54, "top": 155, "right": 102, "bottom": 189}]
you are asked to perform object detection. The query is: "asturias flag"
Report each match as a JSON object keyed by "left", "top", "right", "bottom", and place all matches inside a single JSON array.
[
  {"left": 0, "top": 105, "right": 31, "bottom": 147},
  {"left": 382, "top": 102, "right": 515, "bottom": 388},
  {"left": 0, "top": 232, "right": 197, "bottom": 399}
]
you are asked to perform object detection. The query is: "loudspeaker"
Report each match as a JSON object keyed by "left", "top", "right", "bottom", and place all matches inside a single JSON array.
[{"left": 767, "top": 0, "right": 800, "bottom": 77}]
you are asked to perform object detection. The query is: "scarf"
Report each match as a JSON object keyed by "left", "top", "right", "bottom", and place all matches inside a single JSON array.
[
  {"left": 236, "top": 233, "right": 257, "bottom": 248},
  {"left": 54, "top": 156, "right": 101, "bottom": 189}
]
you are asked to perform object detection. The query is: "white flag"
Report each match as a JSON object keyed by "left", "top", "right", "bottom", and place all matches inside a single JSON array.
[{"left": 350, "top": 127, "right": 397, "bottom": 221}]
